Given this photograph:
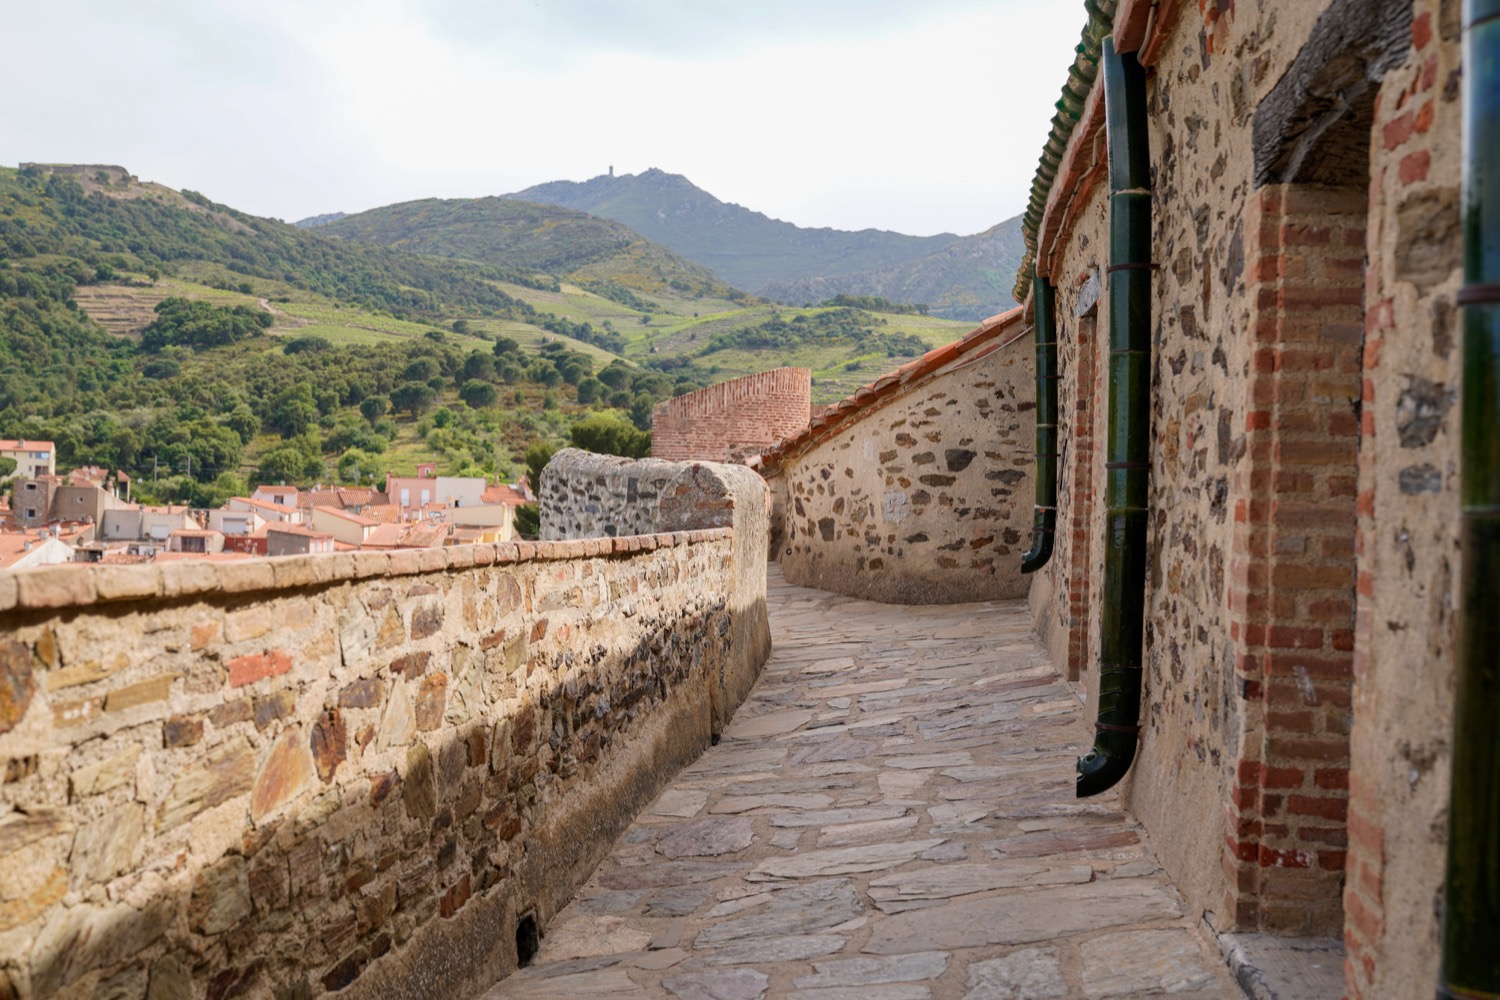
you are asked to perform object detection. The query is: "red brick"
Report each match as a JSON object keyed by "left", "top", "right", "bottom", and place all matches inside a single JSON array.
[
  {"left": 228, "top": 650, "right": 293, "bottom": 688},
  {"left": 1259, "top": 845, "right": 1312, "bottom": 869},
  {"left": 1316, "top": 767, "right": 1350, "bottom": 790},
  {"left": 1289, "top": 795, "right": 1349, "bottom": 821},
  {"left": 1261, "top": 765, "right": 1305, "bottom": 789},
  {"left": 1412, "top": 11, "right": 1432, "bottom": 49},
  {"left": 1400, "top": 150, "right": 1432, "bottom": 185},
  {"left": 1383, "top": 112, "right": 1415, "bottom": 150}
]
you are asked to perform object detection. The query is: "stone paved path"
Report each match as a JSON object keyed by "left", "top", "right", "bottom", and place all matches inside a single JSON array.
[{"left": 482, "top": 568, "right": 1240, "bottom": 999}]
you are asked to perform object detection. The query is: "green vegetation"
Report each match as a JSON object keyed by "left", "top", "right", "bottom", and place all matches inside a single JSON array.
[{"left": 0, "top": 165, "right": 981, "bottom": 507}]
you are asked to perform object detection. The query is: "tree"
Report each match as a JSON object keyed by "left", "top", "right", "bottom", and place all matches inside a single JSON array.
[
  {"left": 402, "top": 357, "right": 441, "bottom": 383},
  {"left": 525, "top": 442, "right": 557, "bottom": 490},
  {"left": 570, "top": 411, "right": 651, "bottom": 458},
  {"left": 460, "top": 380, "right": 498, "bottom": 409},
  {"left": 513, "top": 503, "right": 539, "bottom": 540},
  {"left": 0, "top": 457, "right": 15, "bottom": 479},
  {"left": 492, "top": 336, "right": 521, "bottom": 359},
  {"left": 575, "top": 377, "right": 605, "bottom": 404},
  {"left": 390, "top": 381, "right": 437, "bottom": 418},
  {"left": 460, "top": 351, "right": 496, "bottom": 384},
  {"left": 256, "top": 447, "right": 318, "bottom": 485},
  {"left": 270, "top": 384, "right": 318, "bottom": 438},
  {"left": 359, "top": 396, "right": 388, "bottom": 423}
]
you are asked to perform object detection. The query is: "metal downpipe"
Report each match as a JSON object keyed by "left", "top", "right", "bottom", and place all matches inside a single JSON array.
[
  {"left": 1022, "top": 272, "right": 1060, "bottom": 574},
  {"left": 1077, "top": 38, "right": 1152, "bottom": 799},
  {"left": 1440, "top": 2, "right": 1500, "bottom": 996}
]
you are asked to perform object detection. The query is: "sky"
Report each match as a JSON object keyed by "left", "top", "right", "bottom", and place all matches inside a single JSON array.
[{"left": 0, "top": 0, "right": 1085, "bottom": 237}]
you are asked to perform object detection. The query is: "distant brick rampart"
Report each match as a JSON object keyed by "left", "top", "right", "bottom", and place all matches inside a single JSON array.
[{"left": 651, "top": 368, "right": 811, "bottom": 464}]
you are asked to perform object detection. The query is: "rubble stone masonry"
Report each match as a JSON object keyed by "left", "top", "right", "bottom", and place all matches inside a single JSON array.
[
  {"left": 0, "top": 518, "right": 764, "bottom": 998},
  {"left": 773, "top": 333, "right": 1034, "bottom": 604}
]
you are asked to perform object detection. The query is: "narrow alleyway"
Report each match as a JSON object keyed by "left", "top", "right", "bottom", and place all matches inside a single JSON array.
[{"left": 482, "top": 568, "right": 1240, "bottom": 998}]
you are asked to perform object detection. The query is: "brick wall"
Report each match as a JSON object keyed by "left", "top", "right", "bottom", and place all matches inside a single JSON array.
[
  {"left": 651, "top": 368, "right": 812, "bottom": 464},
  {"left": 0, "top": 530, "right": 754, "bottom": 1000},
  {"left": 1220, "top": 184, "right": 1364, "bottom": 935}
]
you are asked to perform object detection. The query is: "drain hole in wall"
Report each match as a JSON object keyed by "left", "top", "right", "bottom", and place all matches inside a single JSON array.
[
  {"left": 516, "top": 914, "right": 539, "bottom": 967},
  {"left": 710, "top": 733, "right": 721, "bottom": 746}
]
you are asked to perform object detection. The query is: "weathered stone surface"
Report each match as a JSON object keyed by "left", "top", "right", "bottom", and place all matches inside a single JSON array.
[
  {"left": 724, "top": 709, "right": 817, "bottom": 740},
  {"left": 793, "top": 952, "right": 949, "bottom": 988},
  {"left": 69, "top": 745, "right": 142, "bottom": 799},
  {"left": 250, "top": 727, "right": 314, "bottom": 822},
  {"left": 867, "top": 862, "right": 1094, "bottom": 909},
  {"left": 162, "top": 715, "right": 203, "bottom": 748},
  {"left": 338, "top": 676, "right": 383, "bottom": 708},
  {"left": 748, "top": 840, "right": 944, "bottom": 880},
  {"left": 1078, "top": 929, "right": 1220, "bottom": 997},
  {"left": 190, "top": 855, "right": 252, "bottom": 935},
  {"left": 818, "top": 816, "right": 921, "bottom": 847},
  {"left": 963, "top": 949, "right": 1068, "bottom": 999},
  {"left": 0, "top": 640, "right": 35, "bottom": 734},
  {"left": 538, "top": 915, "right": 652, "bottom": 961},
  {"left": 770, "top": 806, "right": 907, "bottom": 828},
  {"left": 651, "top": 789, "right": 710, "bottom": 818},
  {"left": 598, "top": 861, "right": 745, "bottom": 890},
  {"left": 862, "top": 879, "right": 1184, "bottom": 954},
  {"left": 711, "top": 793, "right": 834, "bottom": 814},
  {"left": 415, "top": 673, "right": 447, "bottom": 730},
  {"left": 788, "top": 986, "right": 930, "bottom": 1000},
  {"left": 485, "top": 967, "right": 647, "bottom": 998},
  {"left": 311, "top": 709, "right": 346, "bottom": 784},
  {"left": 655, "top": 817, "right": 754, "bottom": 859},
  {"left": 646, "top": 886, "right": 710, "bottom": 917},
  {"left": 790, "top": 738, "right": 876, "bottom": 764},
  {"left": 157, "top": 741, "right": 255, "bottom": 831},
  {"left": 146, "top": 956, "right": 191, "bottom": 1000},
  {"left": 69, "top": 801, "right": 145, "bottom": 886},
  {"left": 402, "top": 741, "right": 437, "bottom": 821},
  {"left": 701, "top": 935, "right": 847, "bottom": 966},
  {"left": 663, "top": 968, "right": 769, "bottom": 1000},
  {"left": 377, "top": 678, "right": 415, "bottom": 749},
  {"left": 695, "top": 881, "right": 862, "bottom": 945}
]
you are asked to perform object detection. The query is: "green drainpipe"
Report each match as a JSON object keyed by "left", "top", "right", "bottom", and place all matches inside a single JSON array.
[
  {"left": 1022, "top": 273, "right": 1059, "bottom": 574},
  {"left": 1077, "top": 37, "right": 1152, "bottom": 798},
  {"left": 1441, "top": 1, "right": 1500, "bottom": 996}
]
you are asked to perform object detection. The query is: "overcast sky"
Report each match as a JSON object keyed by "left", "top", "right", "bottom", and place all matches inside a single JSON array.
[{"left": 0, "top": 1, "right": 1084, "bottom": 237}]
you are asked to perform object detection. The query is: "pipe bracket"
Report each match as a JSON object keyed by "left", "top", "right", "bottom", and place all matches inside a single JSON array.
[{"left": 1456, "top": 282, "right": 1500, "bottom": 306}]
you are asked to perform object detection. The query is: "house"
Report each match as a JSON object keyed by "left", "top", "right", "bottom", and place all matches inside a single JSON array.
[
  {"left": 166, "top": 529, "right": 225, "bottom": 555},
  {"left": 265, "top": 523, "right": 335, "bottom": 557},
  {"left": 100, "top": 506, "right": 197, "bottom": 544},
  {"left": 226, "top": 496, "right": 304, "bottom": 525},
  {"left": 250, "top": 485, "right": 300, "bottom": 507},
  {"left": 309, "top": 506, "right": 380, "bottom": 547},
  {"left": 208, "top": 507, "right": 265, "bottom": 539},
  {"left": 447, "top": 503, "right": 515, "bottom": 542},
  {"left": 383, "top": 472, "right": 485, "bottom": 512},
  {"left": 0, "top": 439, "right": 56, "bottom": 481},
  {"left": 0, "top": 530, "right": 75, "bottom": 571}
]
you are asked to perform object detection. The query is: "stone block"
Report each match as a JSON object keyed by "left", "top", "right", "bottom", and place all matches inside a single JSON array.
[
  {"left": 338, "top": 677, "right": 383, "bottom": 709},
  {"left": 190, "top": 855, "right": 252, "bottom": 935},
  {"left": 225, "top": 606, "right": 272, "bottom": 643},
  {"left": 251, "top": 727, "right": 314, "bottom": 822},
  {"left": 91, "top": 564, "right": 162, "bottom": 602},
  {"left": 14, "top": 565, "right": 97, "bottom": 609},
  {"left": 415, "top": 674, "right": 447, "bottom": 731},
  {"left": 163, "top": 715, "right": 204, "bottom": 748},
  {"left": 158, "top": 741, "right": 255, "bottom": 832},
  {"left": 402, "top": 742, "right": 437, "bottom": 822},
  {"left": 0, "top": 640, "right": 36, "bottom": 735},
  {"left": 104, "top": 673, "right": 180, "bottom": 713},
  {"left": 70, "top": 801, "right": 145, "bottom": 886},
  {"left": 70, "top": 745, "right": 142, "bottom": 799},
  {"left": 312, "top": 709, "right": 346, "bottom": 784},
  {"left": 254, "top": 689, "right": 297, "bottom": 730}
]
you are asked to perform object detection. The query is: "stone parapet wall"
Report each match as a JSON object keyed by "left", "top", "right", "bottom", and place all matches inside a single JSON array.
[
  {"left": 540, "top": 450, "right": 772, "bottom": 733},
  {"left": 650, "top": 368, "right": 811, "bottom": 464},
  {"left": 0, "top": 531, "right": 744, "bottom": 1000}
]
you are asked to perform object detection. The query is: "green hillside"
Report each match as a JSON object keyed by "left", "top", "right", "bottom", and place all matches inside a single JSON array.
[
  {"left": 315, "top": 196, "right": 742, "bottom": 301},
  {"left": 507, "top": 169, "right": 1025, "bottom": 320},
  {"left": 0, "top": 165, "right": 706, "bottom": 499}
]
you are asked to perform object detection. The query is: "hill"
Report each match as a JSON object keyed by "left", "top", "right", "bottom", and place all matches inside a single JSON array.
[
  {"left": 316, "top": 196, "right": 740, "bottom": 300},
  {"left": 506, "top": 169, "right": 1024, "bottom": 320},
  {"left": 760, "top": 215, "right": 1026, "bottom": 321}
]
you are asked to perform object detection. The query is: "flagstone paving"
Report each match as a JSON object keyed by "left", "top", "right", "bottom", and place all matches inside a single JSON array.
[{"left": 481, "top": 568, "right": 1240, "bottom": 999}]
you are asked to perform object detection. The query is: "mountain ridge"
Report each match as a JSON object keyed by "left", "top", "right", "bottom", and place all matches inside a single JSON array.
[{"left": 505, "top": 169, "right": 1022, "bottom": 320}]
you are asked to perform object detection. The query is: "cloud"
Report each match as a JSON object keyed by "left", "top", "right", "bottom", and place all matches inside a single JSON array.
[{"left": 0, "top": 0, "right": 1086, "bottom": 235}]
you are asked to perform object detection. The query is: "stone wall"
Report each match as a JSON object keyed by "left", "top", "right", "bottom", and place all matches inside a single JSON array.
[
  {"left": 771, "top": 329, "right": 1034, "bottom": 604},
  {"left": 539, "top": 450, "right": 771, "bottom": 734},
  {"left": 1344, "top": 2, "right": 1464, "bottom": 994},
  {"left": 1024, "top": 1, "right": 1466, "bottom": 990},
  {"left": 0, "top": 531, "right": 749, "bottom": 1000},
  {"left": 650, "top": 368, "right": 811, "bottom": 464}
]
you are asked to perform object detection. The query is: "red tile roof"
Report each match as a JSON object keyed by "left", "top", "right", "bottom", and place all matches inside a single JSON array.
[{"left": 756, "top": 307, "right": 1028, "bottom": 472}]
